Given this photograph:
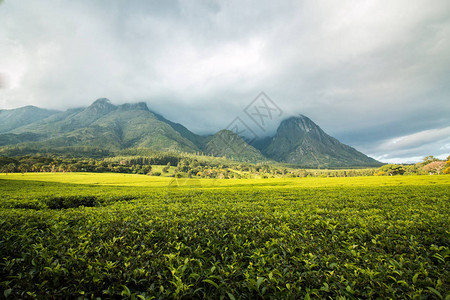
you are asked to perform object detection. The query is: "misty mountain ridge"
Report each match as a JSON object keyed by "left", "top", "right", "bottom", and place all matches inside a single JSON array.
[
  {"left": 0, "top": 105, "right": 58, "bottom": 134},
  {"left": 0, "top": 98, "right": 381, "bottom": 167},
  {"left": 258, "top": 115, "right": 380, "bottom": 167}
]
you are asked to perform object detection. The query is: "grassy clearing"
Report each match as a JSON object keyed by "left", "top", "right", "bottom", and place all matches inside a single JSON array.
[{"left": 0, "top": 174, "right": 449, "bottom": 299}]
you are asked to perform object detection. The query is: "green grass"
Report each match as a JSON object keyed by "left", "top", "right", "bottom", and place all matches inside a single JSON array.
[
  {"left": 0, "top": 174, "right": 449, "bottom": 299},
  {"left": 150, "top": 165, "right": 177, "bottom": 176}
]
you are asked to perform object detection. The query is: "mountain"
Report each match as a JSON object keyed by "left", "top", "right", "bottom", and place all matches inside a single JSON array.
[
  {"left": 12, "top": 98, "right": 116, "bottom": 136},
  {"left": 0, "top": 99, "right": 381, "bottom": 167},
  {"left": 257, "top": 115, "right": 381, "bottom": 168},
  {"left": 89, "top": 102, "right": 200, "bottom": 151},
  {"left": 4, "top": 99, "right": 202, "bottom": 153},
  {"left": 0, "top": 106, "right": 58, "bottom": 133},
  {"left": 205, "top": 130, "right": 268, "bottom": 163}
]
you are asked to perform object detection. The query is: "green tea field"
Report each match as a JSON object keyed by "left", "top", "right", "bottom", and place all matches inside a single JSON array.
[{"left": 1, "top": 174, "right": 449, "bottom": 299}]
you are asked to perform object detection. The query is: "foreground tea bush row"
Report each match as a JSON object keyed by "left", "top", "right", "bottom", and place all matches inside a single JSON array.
[{"left": 0, "top": 178, "right": 449, "bottom": 299}]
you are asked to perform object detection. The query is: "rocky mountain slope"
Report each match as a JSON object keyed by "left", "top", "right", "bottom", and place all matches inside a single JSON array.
[{"left": 257, "top": 115, "right": 380, "bottom": 167}]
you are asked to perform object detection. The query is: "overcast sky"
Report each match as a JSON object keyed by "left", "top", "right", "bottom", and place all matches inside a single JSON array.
[{"left": 1, "top": 0, "right": 449, "bottom": 163}]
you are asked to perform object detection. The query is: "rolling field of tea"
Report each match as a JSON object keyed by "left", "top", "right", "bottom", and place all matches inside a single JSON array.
[{"left": 0, "top": 174, "right": 449, "bottom": 299}]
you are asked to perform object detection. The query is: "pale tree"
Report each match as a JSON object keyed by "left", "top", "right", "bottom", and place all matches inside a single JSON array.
[{"left": 423, "top": 161, "right": 445, "bottom": 175}]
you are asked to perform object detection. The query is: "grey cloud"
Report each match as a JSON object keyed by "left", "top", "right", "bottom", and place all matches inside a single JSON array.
[{"left": 0, "top": 0, "right": 449, "bottom": 162}]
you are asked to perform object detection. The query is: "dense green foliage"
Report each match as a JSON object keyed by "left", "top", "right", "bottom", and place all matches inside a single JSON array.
[
  {"left": 1, "top": 153, "right": 448, "bottom": 181},
  {"left": 0, "top": 154, "right": 380, "bottom": 179},
  {"left": 374, "top": 156, "right": 450, "bottom": 176},
  {"left": 0, "top": 175, "right": 449, "bottom": 299},
  {"left": 444, "top": 158, "right": 450, "bottom": 174},
  {"left": 0, "top": 145, "right": 111, "bottom": 158}
]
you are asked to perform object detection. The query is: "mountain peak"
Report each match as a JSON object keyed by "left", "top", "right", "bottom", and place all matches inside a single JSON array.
[
  {"left": 118, "top": 102, "right": 149, "bottom": 111},
  {"left": 19, "top": 105, "right": 40, "bottom": 110},
  {"left": 206, "top": 129, "right": 266, "bottom": 163},
  {"left": 215, "top": 129, "right": 238, "bottom": 137},
  {"left": 210, "top": 129, "right": 244, "bottom": 148},
  {"left": 281, "top": 115, "right": 316, "bottom": 133},
  {"left": 92, "top": 98, "right": 111, "bottom": 105},
  {"left": 87, "top": 98, "right": 117, "bottom": 114},
  {"left": 1, "top": 105, "right": 42, "bottom": 112}
]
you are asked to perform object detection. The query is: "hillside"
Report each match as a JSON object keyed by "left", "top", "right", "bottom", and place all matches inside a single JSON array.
[
  {"left": 205, "top": 130, "right": 268, "bottom": 163},
  {"left": 0, "top": 106, "right": 58, "bottom": 133}
]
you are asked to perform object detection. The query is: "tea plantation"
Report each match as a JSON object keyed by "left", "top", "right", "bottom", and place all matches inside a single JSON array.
[{"left": 0, "top": 174, "right": 449, "bottom": 299}]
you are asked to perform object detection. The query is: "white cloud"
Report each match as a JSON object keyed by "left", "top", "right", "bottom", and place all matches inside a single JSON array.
[
  {"left": 368, "top": 127, "right": 450, "bottom": 163},
  {"left": 378, "top": 127, "right": 450, "bottom": 151}
]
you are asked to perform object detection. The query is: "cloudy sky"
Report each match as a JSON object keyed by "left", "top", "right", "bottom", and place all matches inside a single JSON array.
[{"left": 0, "top": 0, "right": 449, "bottom": 163}]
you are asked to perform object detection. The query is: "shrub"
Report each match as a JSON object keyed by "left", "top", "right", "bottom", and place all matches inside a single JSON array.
[
  {"left": 374, "top": 171, "right": 386, "bottom": 176},
  {"left": 44, "top": 196, "right": 98, "bottom": 209}
]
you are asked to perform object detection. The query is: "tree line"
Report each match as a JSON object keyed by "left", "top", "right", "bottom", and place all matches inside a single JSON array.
[
  {"left": 1, "top": 154, "right": 448, "bottom": 178},
  {"left": 374, "top": 155, "right": 449, "bottom": 176}
]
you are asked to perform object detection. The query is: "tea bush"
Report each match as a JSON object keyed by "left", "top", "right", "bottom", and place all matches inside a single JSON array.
[
  {"left": 44, "top": 195, "right": 99, "bottom": 209},
  {"left": 0, "top": 175, "right": 449, "bottom": 299}
]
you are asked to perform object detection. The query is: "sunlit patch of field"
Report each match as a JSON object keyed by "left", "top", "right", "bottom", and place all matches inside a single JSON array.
[{"left": 1, "top": 172, "right": 448, "bottom": 189}]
